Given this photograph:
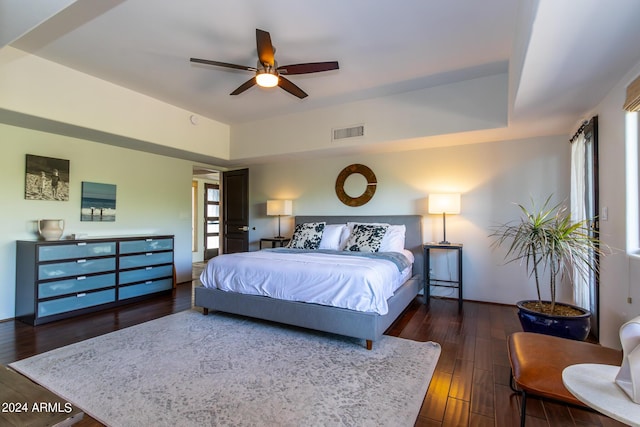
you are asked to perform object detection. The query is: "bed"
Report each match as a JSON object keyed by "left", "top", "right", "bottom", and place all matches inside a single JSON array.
[{"left": 194, "top": 215, "right": 423, "bottom": 349}]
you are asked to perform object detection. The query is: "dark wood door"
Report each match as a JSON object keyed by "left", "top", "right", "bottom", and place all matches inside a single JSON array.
[{"left": 222, "top": 168, "right": 249, "bottom": 253}]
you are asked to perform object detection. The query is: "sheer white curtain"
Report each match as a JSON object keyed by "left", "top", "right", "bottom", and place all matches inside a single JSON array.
[{"left": 571, "top": 132, "right": 589, "bottom": 309}]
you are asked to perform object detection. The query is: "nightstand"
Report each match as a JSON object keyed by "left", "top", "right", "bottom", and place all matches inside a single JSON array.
[
  {"left": 423, "top": 243, "right": 463, "bottom": 311},
  {"left": 260, "top": 237, "right": 290, "bottom": 249}
]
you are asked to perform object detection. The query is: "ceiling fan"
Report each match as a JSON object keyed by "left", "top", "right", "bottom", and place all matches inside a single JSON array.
[{"left": 190, "top": 29, "right": 339, "bottom": 99}]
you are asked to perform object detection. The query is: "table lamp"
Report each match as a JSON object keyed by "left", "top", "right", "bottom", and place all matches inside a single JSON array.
[
  {"left": 428, "top": 193, "right": 461, "bottom": 244},
  {"left": 266, "top": 200, "right": 292, "bottom": 239}
]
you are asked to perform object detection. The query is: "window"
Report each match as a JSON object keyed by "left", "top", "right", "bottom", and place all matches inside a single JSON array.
[
  {"left": 626, "top": 111, "right": 639, "bottom": 252},
  {"left": 624, "top": 73, "right": 640, "bottom": 251}
]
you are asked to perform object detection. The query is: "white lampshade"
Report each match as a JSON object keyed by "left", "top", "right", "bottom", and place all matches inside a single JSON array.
[
  {"left": 256, "top": 72, "right": 279, "bottom": 88},
  {"left": 428, "top": 193, "right": 461, "bottom": 215},
  {"left": 267, "top": 200, "right": 292, "bottom": 216}
]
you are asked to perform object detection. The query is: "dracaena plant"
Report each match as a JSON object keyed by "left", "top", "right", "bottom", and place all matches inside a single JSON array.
[{"left": 490, "top": 195, "right": 604, "bottom": 314}]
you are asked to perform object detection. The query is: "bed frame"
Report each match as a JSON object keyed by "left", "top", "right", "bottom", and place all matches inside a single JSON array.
[{"left": 194, "top": 215, "right": 423, "bottom": 349}]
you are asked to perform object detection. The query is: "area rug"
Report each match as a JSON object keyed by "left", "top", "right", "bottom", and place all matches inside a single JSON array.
[{"left": 10, "top": 310, "right": 440, "bottom": 426}]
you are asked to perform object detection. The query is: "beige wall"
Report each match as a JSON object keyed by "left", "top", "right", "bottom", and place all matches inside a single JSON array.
[
  {"left": 231, "top": 73, "right": 508, "bottom": 160},
  {"left": 0, "top": 123, "right": 195, "bottom": 320},
  {"left": 0, "top": 47, "right": 230, "bottom": 161},
  {"left": 590, "top": 57, "right": 640, "bottom": 349},
  {"left": 247, "top": 135, "right": 571, "bottom": 306}
]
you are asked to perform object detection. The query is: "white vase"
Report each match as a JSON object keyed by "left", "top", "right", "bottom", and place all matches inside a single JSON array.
[
  {"left": 615, "top": 316, "right": 640, "bottom": 403},
  {"left": 38, "top": 219, "right": 64, "bottom": 241}
]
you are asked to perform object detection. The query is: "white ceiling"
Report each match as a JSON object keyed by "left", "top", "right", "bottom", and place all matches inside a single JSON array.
[{"left": 6, "top": 0, "right": 640, "bottom": 141}]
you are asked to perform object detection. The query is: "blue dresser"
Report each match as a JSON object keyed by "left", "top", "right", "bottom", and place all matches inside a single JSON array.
[{"left": 16, "top": 235, "right": 174, "bottom": 325}]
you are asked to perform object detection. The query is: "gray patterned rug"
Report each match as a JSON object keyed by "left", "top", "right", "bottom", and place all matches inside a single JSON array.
[{"left": 10, "top": 310, "right": 440, "bottom": 427}]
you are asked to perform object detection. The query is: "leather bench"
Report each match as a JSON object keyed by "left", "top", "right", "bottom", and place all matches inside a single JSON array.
[{"left": 507, "top": 331, "right": 622, "bottom": 426}]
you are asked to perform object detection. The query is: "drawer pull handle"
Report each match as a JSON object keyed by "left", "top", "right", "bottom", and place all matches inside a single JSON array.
[
  {"left": 146, "top": 252, "right": 153, "bottom": 256},
  {"left": 146, "top": 239, "right": 153, "bottom": 242},
  {"left": 77, "top": 242, "right": 87, "bottom": 246},
  {"left": 77, "top": 293, "right": 87, "bottom": 298},
  {"left": 77, "top": 259, "right": 87, "bottom": 264},
  {"left": 77, "top": 276, "right": 86, "bottom": 281},
  {"left": 146, "top": 266, "right": 152, "bottom": 270},
  {"left": 146, "top": 281, "right": 153, "bottom": 284}
]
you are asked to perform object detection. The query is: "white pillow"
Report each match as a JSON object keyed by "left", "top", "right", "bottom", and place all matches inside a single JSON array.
[
  {"left": 402, "top": 249, "right": 415, "bottom": 264},
  {"left": 338, "top": 224, "right": 353, "bottom": 249},
  {"left": 380, "top": 224, "right": 406, "bottom": 253},
  {"left": 319, "top": 224, "right": 347, "bottom": 250},
  {"left": 343, "top": 222, "right": 406, "bottom": 253}
]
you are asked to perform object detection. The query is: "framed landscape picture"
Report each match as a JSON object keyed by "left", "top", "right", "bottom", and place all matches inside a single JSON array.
[
  {"left": 81, "top": 182, "right": 117, "bottom": 222},
  {"left": 25, "top": 154, "right": 70, "bottom": 201}
]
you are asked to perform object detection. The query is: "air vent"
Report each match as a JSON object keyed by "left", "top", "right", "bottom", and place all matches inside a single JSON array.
[{"left": 332, "top": 124, "right": 365, "bottom": 141}]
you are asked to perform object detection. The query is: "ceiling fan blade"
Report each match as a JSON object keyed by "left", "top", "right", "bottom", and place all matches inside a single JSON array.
[
  {"left": 190, "top": 58, "right": 256, "bottom": 72},
  {"left": 278, "top": 76, "right": 308, "bottom": 99},
  {"left": 230, "top": 77, "right": 257, "bottom": 95},
  {"left": 256, "top": 29, "right": 275, "bottom": 66},
  {"left": 278, "top": 61, "right": 339, "bottom": 75}
]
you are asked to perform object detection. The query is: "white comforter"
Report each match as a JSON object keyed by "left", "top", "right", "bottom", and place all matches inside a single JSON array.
[{"left": 199, "top": 249, "right": 413, "bottom": 315}]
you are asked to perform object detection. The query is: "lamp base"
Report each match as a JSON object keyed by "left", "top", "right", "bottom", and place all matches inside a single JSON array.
[
  {"left": 440, "top": 213, "right": 450, "bottom": 246},
  {"left": 274, "top": 215, "right": 285, "bottom": 240}
]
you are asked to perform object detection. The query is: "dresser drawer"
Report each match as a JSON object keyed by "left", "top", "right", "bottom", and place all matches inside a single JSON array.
[
  {"left": 119, "top": 251, "right": 173, "bottom": 269},
  {"left": 120, "top": 238, "right": 173, "bottom": 254},
  {"left": 16, "top": 235, "right": 174, "bottom": 325},
  {"left": 38, "top": 273, "right": 116, "bottom": 299},
  {"left": 38, "top": 257, "right": 116, "bottom": 280},
  {"left": 38, "top": 289, "right": 116, "bottom": 317},
  {"left": 38, "top": 242, "right": 116, "bottom": 262},
  {"left": 119, "top": 264, "right": 173, "bottom": 285},
  {"left": 119, "top": 278, "right": 173, "bottom": 300}
]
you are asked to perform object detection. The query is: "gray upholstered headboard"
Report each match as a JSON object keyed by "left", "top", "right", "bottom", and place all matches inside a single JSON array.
[{"left": 295, "top": 215, "right": 423, "bottom": 279}]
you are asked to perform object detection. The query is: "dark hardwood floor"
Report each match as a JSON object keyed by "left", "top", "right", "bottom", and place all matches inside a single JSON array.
[{"left": 0, "top": 278, "right": 626, "bottom": 427}]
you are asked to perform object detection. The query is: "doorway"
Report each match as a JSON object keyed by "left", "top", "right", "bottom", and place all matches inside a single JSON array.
[
  {"left": 192, "top": 167, "right": 250, "bottom": 260},
  {"left": 204, "top": 183, "right": 220, "bottom": 260},
  {"left": 192, "top": 167, "right": 220, "bottom": 263},
  {"left": 222, "top": 168, "right": 249, "bottom": 254}
]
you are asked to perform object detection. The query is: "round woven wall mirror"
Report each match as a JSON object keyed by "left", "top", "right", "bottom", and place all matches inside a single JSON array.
[{"left": 335, "top": 164, "right": 377, "bottom": 207}]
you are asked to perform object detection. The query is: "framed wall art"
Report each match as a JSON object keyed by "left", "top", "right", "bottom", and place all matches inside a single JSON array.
[
  {"left": 81, "top": 182, "right": 117, "bottom": 222},
  {"left": 25, "top": 154, "right": 70, "bottom": 201}
]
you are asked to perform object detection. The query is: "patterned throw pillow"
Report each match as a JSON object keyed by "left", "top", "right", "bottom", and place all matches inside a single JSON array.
[
  {"left": 343, "top": 223, "right": 389, "bottom": 252},
  {"left": 287, "top": 222, "right": 326, "bottom": 249}
]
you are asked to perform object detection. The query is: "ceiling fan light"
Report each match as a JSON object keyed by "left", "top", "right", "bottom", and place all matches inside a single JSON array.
[{"left": 256, "top": 72, "right": 279, "bottom": 88}]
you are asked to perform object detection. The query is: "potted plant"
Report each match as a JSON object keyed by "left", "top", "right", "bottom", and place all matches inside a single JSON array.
[{"left": 491, "top": 195, "right": 604, "bottom": 341}]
